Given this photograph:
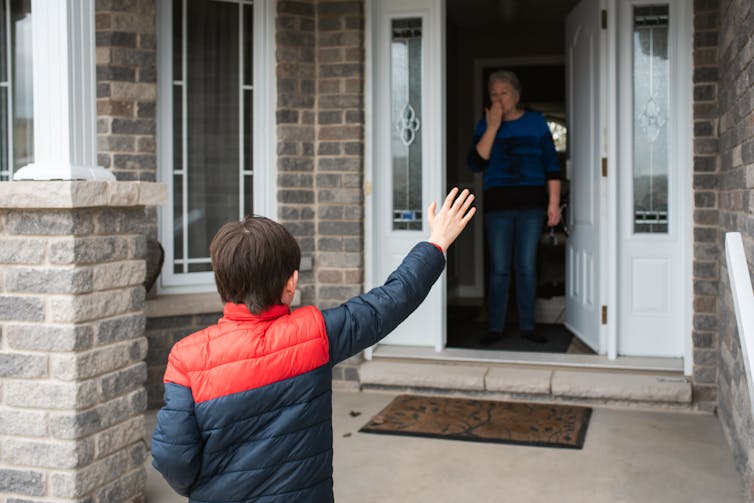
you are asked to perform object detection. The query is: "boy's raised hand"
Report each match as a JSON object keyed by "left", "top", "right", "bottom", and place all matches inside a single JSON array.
[{"left": 427, "top": 187, "right": 476, "bottom": 252}]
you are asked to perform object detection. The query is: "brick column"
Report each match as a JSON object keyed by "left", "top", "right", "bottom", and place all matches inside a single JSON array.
[
  {"left": 691, "top": 0, "right": 721, "bottom": 409},
  {"left": 0, "top": 181, "right": 166, "bottom": 502}
]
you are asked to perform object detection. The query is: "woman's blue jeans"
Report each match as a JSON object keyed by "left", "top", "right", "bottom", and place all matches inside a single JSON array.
[{"left": 485, "top": 208, "right": 546, "bottom": 333}]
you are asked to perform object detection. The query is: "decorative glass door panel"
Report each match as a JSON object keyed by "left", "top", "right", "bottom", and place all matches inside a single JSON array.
[
  {"left": 633, "top": 5, "right": 669, "bottom": 234},
  {"left": 391, "top": 18, "right": 423, "bottom": 231}
]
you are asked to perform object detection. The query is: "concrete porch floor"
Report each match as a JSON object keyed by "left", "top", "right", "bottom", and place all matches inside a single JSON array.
[{"left": 145, "top": 388, "right": 743, "bottom": 502}]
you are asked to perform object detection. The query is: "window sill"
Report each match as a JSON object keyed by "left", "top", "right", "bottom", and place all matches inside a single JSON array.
[
  {"left": 145, "top": 290, "right": 302, "bottom": 318},
  {"left": 145, "top": 292, "right": 224, "bottom": 318}
]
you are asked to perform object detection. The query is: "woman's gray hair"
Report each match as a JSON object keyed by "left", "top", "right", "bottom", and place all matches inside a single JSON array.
[{"left": 488, "top": 70, "right": 522, "bottom": 96}]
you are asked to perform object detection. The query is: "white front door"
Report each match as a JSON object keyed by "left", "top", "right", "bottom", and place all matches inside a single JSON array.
[
  {"left": 616, "top": 0, "right": 692, "bottom": 357},
  {"left": 368, "top": 0, "right": 446, "bottom": 349},
  {"left": 564, "top": 0, "right": 605, "bottom": 353}
]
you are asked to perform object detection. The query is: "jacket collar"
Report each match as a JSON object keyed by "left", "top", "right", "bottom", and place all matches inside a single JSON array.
[{"left": 223, "top": 302, "right": 290, "bottom": 322}]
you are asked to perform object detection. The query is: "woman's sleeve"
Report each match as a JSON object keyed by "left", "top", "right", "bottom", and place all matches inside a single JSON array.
[
  {"left": 467, "top": 119, "right": 489, "bottom": 172},
  {"left": 541, "top": 119, "right": 561, "bottom": 179}
]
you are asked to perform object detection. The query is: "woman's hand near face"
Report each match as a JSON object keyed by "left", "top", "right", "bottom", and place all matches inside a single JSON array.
[{"left": 485, "top": 101, "right": 503, "bottom": 131}]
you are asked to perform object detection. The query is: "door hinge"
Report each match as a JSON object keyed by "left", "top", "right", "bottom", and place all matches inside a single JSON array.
[
  {"left": 601, "top": 305, "right": 608, "bottom": 325},
  {"left": 601, "top": 157, "right": 608, "bottom": 177},
  {"left": 601, "top": 9, "right": 607, "bottom": 30}
]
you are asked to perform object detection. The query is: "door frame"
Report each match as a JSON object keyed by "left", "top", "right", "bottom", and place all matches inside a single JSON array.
[
  {"left": 364, "top": 0, "right": 447, "bottom": 354},
  {"left": 364, "top": 0, "right": 693, "bottom": 374}
]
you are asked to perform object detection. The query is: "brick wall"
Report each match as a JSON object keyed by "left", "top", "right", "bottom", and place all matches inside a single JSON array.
[
  {"left": 712, "top": 0, "right": 754, "bottom": 498},
  {"left": 692, "top": 0, "right": 722, "bottom": 410},
  {"left": 276, "top": 0, "right": 365, "bottom": 309},
  {"left": 95, "top": 0, "right": 157, "bottom": 184}
]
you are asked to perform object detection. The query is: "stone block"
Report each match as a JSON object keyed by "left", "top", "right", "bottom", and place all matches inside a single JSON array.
[
  {"left": 6, "top": 210, "right": 94, "bottom": 236},
  {"left": 93, "top": 261, "right": 146, "bottom": 290},
  {"left": 317, "top": 157, "right": 361, "bottom": 171},
  {"left": 0, "top": 238, "right": 46, "bottom": 264},
  {"left": 359, "top": 361, "right": 486, "bottom": 390},
  {"left": 2, "top": 437, "right": 95, "bottom": 469},
  {"left": 98, "top": 362, "right": 147, "bottom": 401},
  {"left": 0, "top": 295, "right": 45, "bottom": 321},
  {"left": 0, "top": 469, "right": 45, "bottom": 496},
  {"left": 50, "top": 389, "right": 145, "bottom": 439},
  {"left": 551, "top": 371, "right": 692, "bottom": 403},
  {"left": 93, "top": 467, "right": 146, "bottom": 502},
  {"left": 485, "top": 367, "right": 552, "bottom": 394},
  {"left": 51, "top": 339, "right": 147, "bottom": 381},
  {"left": 317, "top": 252, "right": 362, "bottom": 268},
  {"left": 50, "top": 450, "right": 128, "bottom": 499},
  {"left": 5, "top": 267, "right": 93, "bottom": 294},
  {"left": 6, "top": 324, "right": 94, "bottom": 352},
  {"left": 318, "top": 188, "right": 362, "bottom": 204},
  {"left": 4, "top": 380, "right": 98, "bottom": 410},
  {"left": 0, "top": 408, "right": 48, "bottom": 437},
  {"left": 49, "top": 287, "right": 139, "bottom": 323},
  {"left": 96, "top": 313, "right": 146, "bottom": 345},
  {"left": 0, "top": 353, "right": 48, "bottom": 378},
  {"left": 318, "top": 221, "right": 361, "bottom": 235},
  {"left": 95, "top": 415, "right": 145, "bottom": 458},
  {"left": 49, "top": 236, "right": 130, "bottom": 265}
]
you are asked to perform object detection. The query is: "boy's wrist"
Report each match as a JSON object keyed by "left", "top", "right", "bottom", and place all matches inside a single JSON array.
[{"left": 428, "top": 241, "right": 445, "bottom": 254}]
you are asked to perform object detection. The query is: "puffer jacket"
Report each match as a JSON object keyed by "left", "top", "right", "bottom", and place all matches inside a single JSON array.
[{"left": 151, "top": 242, "right": 445, "bottom": 502}]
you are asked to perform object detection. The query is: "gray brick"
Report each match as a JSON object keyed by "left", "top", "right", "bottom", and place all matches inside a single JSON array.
[
  {"left": 2, "top": 437, "right": 95, "bottom": 469},
  {"left": 97, "top": 313, "right": 146, "bottom": 345},
  {"left": 0, "top": 353, "right": 48, "bottom": 378},
  {"left": 49, "top": 287, "right": 139, "bottom": 323},
  {"left": 49, "top": 236, "right": 130, "bottom": 265},
  {"left": 99, "top": 362, "right": 147, "bottom": 401},
  {"left": 0, "top": 469, "right": 45, "bottom": 496},
  {"left": 51, "top": 339, "right": 147, "bottom": 381},
  {"left": 5, "top": 267, "right": 93, "bottom": 294},
  {"left": 50, "top": 389, "right": 145, "bottom": 439},
  {"left": 319, "top": 221, "right": 362, "bottom": 235},
  {"left": 0, "top": 295, "right": 44, "bottom": 321},
  {"left": 50, "top": 449, "right": 128, "bottom": 498},
  {"left": 6, "top": 324, "right": 93, "bottom": 352},
  {"left": 317, "top": 157, "right": 361, "bottom": 171},
  {"left": 95, "top": 415, "right": 144, "bottom": 458},
  {"left": 317, "top": 252, "right": 362, "bottom": 268},
  {"left": 318, "top": 188, "right": 362, "bottom": 204},
  {"left": 7, "top": 210, "right": 94, "bottom": 236},
  {"left": 93, "top": 467, "right": 146, "bottom": 503},
  {"left": 0, "top": 238, "right": 46, "bottom": 264},
  {"left": 4, "top": 380, "right": 98, "bottom": 409},
  {"left": 0, "top": 408, "right": 48, "bottom": 437}
]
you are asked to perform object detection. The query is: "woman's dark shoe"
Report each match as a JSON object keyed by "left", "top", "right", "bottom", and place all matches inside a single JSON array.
[
  {"left": 521, "top": 330, "right": 547, "bottom": 344},
  {"left": 480, "top": 332, "right": 504, "bottom": 346}
]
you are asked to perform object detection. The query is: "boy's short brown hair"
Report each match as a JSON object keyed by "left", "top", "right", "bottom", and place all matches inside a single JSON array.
[{"left": 210, "top": 216, "right": 301, "bottom": 314}]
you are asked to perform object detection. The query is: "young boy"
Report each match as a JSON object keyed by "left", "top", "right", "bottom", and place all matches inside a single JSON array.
[{"left": 151, "top": 188, "right": 476, "bottom": 502}]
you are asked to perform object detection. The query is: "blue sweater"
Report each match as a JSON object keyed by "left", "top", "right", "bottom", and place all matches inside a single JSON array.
[{"left": 468, "top": 110, "right": 561, "bottom": 210}]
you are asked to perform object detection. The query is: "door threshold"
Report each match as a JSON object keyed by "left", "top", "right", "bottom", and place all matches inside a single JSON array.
[{"left": 371, "top": 345, "right": 684, "bottom": 373}]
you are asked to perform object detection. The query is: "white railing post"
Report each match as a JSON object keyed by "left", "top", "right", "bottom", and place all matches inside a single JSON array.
[
  {"left": 12, "top": 0, "right": 114, "bottom": 181},
  {"left": 725, "top": 232, "right": 754, "bottom": 413}
]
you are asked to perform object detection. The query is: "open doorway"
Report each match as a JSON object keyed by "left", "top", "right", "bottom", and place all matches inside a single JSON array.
[{"left": 444, "top": 0, "right": 594, "bottom": 355}]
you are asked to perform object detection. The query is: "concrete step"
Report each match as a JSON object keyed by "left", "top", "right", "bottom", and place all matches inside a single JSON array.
[{"left": 357, "top": 360, "right": 692, "bottom": 407}]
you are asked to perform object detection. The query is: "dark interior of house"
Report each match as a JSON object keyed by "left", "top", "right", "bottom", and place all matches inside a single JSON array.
[{"left": 444, "top": 0, "right": 593, "bottom": 354}]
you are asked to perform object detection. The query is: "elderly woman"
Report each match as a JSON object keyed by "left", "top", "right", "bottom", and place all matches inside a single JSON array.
[{"left": 468, "top": 70, "right": 561, "bottom": 345}]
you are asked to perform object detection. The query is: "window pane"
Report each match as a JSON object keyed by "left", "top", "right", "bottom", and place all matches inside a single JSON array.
[
  {"left": 188, "top": 262, "right": 212, "bottom": 273},
  {"left": 1, "top": 87, "right": 8, "bottom": 180},
  {"left": 173, "top": 85, "right": 182, "bottom": 171},
  {"left": 244, "top": 88, "right": 253, "bottom": 215},
  {"left": 173, "top": 0, "right": 182, "bottom": 81},
  {"left": 186, "top": 0, "right": 240, "bottom": 260},
  {"left": 173, "top": 173, "right": 184, "bottom": 273},
  {"left": 11, "top": 0, "right": 32, "bottom": 173},
  {"left": 391, "top": 18, "right": 422, "bottom": 231},
  {"left": 633, "top": 5, "right": 669, "bottom": 234},
  {"left": 243, "top": 4, "right": 252, "bottom": 87},
  {"left": 1, "top": 0, "right": 7, "bottom": 83}
]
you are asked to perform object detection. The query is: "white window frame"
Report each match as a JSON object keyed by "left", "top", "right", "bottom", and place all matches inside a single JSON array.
[{"left": 156, "top": 0, "right": 276, "bottom": 294}]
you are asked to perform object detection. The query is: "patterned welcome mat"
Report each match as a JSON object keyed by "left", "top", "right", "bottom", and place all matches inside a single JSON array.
[{"left": 360, "top": 395, "right": 592, "bottom": 449}]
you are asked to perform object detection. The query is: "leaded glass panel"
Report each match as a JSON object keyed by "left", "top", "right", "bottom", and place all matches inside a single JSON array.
[
  {"left": 391, "top": 18, "right": 423, "bottom": 231},
  {"left": 633, "top": 5, "right": 669, "bottom": 234}
]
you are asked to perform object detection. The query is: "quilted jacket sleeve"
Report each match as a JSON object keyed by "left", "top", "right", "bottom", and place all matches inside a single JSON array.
[
  {"left": 151, "top": 355, "right": 203, "bottom": 496},
  {"left": 323, "top": 241, "right": 445, "bottom": 364}
]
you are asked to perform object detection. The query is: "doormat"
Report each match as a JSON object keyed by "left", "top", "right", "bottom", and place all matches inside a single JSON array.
[{"left": 360, "top": 395, "right": 591, "bottom": 449}]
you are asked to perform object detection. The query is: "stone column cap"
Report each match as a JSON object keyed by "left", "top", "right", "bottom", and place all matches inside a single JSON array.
[{"left": 0, "top": 181, "right": 168, "bottom": 208}]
